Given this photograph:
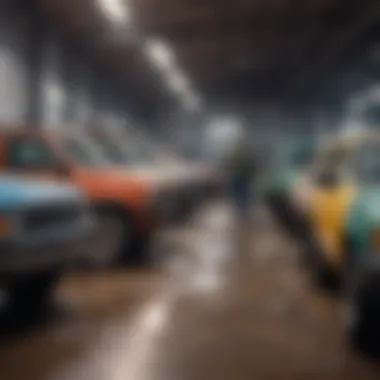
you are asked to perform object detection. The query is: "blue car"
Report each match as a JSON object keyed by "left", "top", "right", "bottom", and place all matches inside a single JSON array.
[{"left": 0, "top": 175, "right": 93, "bottom": 312}]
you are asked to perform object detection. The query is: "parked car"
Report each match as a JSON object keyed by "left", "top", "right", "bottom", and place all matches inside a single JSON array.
[
  {"left": 264, "top": 139, "right": 315, "bottom": 236},
  {"left": 0, "top": 128, "right": 176, "bottom": 267},
  {"left": 85, "top": 126, "right": 206, "bottom": 219},
  {"left": 0, "top": 174, "right": 92, "bottom": 312},
  {"left": 290, "top": 131, "right": 380, "bottom": 354}
]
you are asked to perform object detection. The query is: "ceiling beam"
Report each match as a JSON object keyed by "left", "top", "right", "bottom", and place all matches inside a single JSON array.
[{"left": 290, "top": 0, "right": 380, "bottom": 96}]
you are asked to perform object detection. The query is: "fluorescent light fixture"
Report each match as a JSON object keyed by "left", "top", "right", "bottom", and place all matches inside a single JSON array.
[
  {"left": 142, "top": 37, "right": 201, "bottom": 111},
  {"left": 45, "top": 80, "right": 64, "bottom": 105},
  {"left": 182, "top": 90, "right": 201, "bottom": 111},
  {"left": 166, "top": 69, "right": 189, "bottom": 93},
  {"left": 97, "top": 0, "right": 129, "bottom": 24},
  {"left": 143, "top": 38, "right": 174, "bottom": 70}
]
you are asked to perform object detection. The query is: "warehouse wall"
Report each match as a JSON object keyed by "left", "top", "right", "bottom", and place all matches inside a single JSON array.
[
  {"left": 61, "top": 47, "right": 89, "bottom": 125},
  {"left": 0, "top": 0, "right": 141, "bottom": 134},
  {"left": 38, "top": 34, "right": 68, "bottom": 128},
  {"left": 0, "top": 0, "right": 165, "bottom": 144},
  {"left": 0, "top": 1, "right": 31, "bottom": 124}
]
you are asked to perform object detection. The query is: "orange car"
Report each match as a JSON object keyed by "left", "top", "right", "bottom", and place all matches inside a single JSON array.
[
  {"left": 86, "top": 125, "right": 223, "bottom": 209},
  {"left": 0, "top": 127, "right": 178, "bottom": 266}
]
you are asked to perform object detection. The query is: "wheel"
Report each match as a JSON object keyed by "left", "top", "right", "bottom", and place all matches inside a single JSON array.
[
  {"left": 266, "top": 194, "right": 292, "bottom": 231},
  {"left": 127, "top": 232, "right": 152, "bottom": 267},
  {"left": 314, "top": 263, "right": 340, "bottom": 291},
  {"left": 90, "top": 206, "right": 153, "bottom": 268},
  {"left": 346, "top": 278, "right": 380, "bottom": 357},
  {"left": 267, "top": 193, "right": 305, "bottom": 239},
  {"left": 8, "top": 270, "right": 62, "bottom": 314},
  {"left": 88, "top": 210, "right": 129, "bottom": 268},
  {"left": 305, "top": 234, "right": 340, "bottom": 292}
]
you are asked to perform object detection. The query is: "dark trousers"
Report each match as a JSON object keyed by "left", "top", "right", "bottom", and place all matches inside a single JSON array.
[{"left": 230, "top": 177, "right": 251, "bottom": 215}]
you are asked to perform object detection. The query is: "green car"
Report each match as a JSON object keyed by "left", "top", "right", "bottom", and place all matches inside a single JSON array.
[
  {"left": 294, "top": 132, "right": 380, "bottom": 355},
  {"left": 264, "top": 139, "right": 315, "bottom": 237}
]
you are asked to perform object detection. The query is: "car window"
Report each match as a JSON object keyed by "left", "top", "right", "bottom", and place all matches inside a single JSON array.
[
  {"left": 64, "top": 135, "right": 109, "bottom": 167},
  {"left": 355, "top": 142, "right": 380, "bottom": 183},
  {"left": 90, "top": 135, "right": 131, "bottom": 165},
  {"left": 8, "top": 137, "right": 59, "bottom": 169},
  {"left": 312, "top": 146, "right": 349, "bottom": 187}
]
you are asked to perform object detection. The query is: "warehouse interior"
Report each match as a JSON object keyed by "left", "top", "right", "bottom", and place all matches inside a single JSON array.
[
  {"left": 2, "top": 0, "right": 380, "bottom": 379},
  {"left": 3, "top": 0, "right": 380, "bottom": 150}
]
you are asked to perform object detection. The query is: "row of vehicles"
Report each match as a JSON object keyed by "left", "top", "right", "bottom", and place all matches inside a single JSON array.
[
  {"left": 0, "top": 125, "right": 221, "bottom": 313},
  {"left": 264, "top": 131, "right": 380, "bottom": 355}
]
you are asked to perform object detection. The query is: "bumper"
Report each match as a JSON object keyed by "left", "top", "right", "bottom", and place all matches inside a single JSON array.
[{"left": 0, "top": 217, "right": 94, "bottom": 278}]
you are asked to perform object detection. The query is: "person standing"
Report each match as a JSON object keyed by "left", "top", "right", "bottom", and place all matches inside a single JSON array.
[{"left": 225, "top": 137, "right": 256, "bottom": 217}]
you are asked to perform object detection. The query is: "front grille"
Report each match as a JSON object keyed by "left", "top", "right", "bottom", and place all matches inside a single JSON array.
[{"left": 23, "top": 203, "right": 81, "bottom": 234}]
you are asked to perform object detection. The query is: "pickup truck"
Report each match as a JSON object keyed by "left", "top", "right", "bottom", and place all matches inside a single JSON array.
[
  {"left": 85, "top": 127, "right": 222, "bottom": 218},
  {"left": 83, "top": 129, "right": 189, "bottom": 222},
  {"left": 0, "top": 128, "right": 177, "bottom": 267},
  {"left": 0, "top": 175, "right": 92, "bottom": 312}
]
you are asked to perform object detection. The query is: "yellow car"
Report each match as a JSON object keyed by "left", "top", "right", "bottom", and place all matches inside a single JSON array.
[{"left": 293, "top": 131, "right": 380, "bottom": 353}]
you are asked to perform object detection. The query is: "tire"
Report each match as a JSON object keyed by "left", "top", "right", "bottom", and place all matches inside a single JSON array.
[
  {"left": 266, "top": 194, "right": 291, "bottom": 231},
  {"left": 127, "top": 232, "right": 151, "bottom": 267},
  {"left": 305, "top": 233, "right": 340, "bottom": 292},
  {"left": 91, "top": 205, "right": 153, "bottom": 268},
  {"left": 8, "top": 270, "right": 61, "bottom": 314},
  {"left": 88, "top": 210, "right": 129, "bottom": 268},
  {"left": 314, "top": 262, "right": 340, "bottom": 291},
  {"left": 346, "top": 276, "right": 380, "bottom": 357},
  {"left": 266, "top": 193, "right": 306, "bottom": 238}
]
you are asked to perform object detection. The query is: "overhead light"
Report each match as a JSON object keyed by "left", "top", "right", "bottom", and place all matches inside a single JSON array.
[
  {"left": 182, "top": 90, "right": 201, "bottom": 111},
  {"left": 142, "top": 37, "right": 201, "bottom": 111},
  {"left": 143, "top": 38, "right": 174, "bottom": 70},
  {"left": 45, "top": 80, "right": 64, "bottom": 105},
  {"left": 166, "top": 70, "right": 189, "bottom": 93},
  {"left": 97, "top": 0, "right": 130, "bottom": 24}
]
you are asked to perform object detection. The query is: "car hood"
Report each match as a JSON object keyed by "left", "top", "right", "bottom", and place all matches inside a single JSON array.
[
  {"left": 348, "top": 186, "right": 380, "bottom": 228},
  {"left": 117, "top": 164, "right": 186, "bottom": 186},
  {"left": 125, "top": 165, "right": 172, "bottom": 183},
  {"left": 0, "top": 174, "right": 82, "bottom": 212}
]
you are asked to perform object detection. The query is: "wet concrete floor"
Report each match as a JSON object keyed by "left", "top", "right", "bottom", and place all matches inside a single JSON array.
[{"left": 1, "top": 202, "right": 380, "bottom": 380}]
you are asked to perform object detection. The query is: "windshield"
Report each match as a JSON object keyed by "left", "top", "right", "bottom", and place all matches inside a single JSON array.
[
  {"left": 64, "top": 134, "right": 110, "bottom": 167},
  {"left": 355, "top": 143, "right": 380, "bottom": 183},
  {"left": 85, "top": 130, "right": 157, "bottom": 166},
  {"left": 280, "top": 144, "right": 314, "bottom": 168},
  {"left": 96, "top": 138, "right": 132, "bottom": 165},
  {"left": 131, "top": 139, "right": 157, "bottom": 165}
]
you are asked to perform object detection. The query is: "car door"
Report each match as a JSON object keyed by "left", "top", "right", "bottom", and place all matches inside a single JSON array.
[{"left": 307, "top": 147, "right": 357, "bottom": 267}]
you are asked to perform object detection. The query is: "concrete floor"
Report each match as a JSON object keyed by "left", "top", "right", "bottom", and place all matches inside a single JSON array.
[{"left": 0, "top": 202, "right": 380, "bottom": 380}]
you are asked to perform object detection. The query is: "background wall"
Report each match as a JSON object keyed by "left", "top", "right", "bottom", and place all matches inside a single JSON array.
[{"left": 0, "top": 1, "right": 31, "bottom": 124}]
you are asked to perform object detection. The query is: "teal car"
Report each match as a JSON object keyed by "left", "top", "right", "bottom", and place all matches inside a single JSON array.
[
  {"left": 297, "top": 133, "right": 380, "bottom": 355},
  {"left": 0, "top": 175, "right": 93, "bottom": 312},
  {"left": 264, "top": 139, "right": 315, "bottom": 236}
]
